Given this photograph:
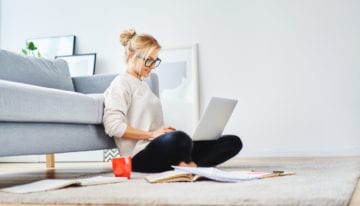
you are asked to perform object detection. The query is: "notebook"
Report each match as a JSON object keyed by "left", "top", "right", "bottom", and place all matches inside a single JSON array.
[{"left": 191, "top": 97, "right": 237, "bottom": 141}]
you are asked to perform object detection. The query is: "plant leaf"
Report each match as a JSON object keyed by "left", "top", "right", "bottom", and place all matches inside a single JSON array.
[
  {"left": 22, "top": 49, "right": 28, "bottom": 55},
  {"left": 28, "top": 42, "right": 36, "bottom": 50}
]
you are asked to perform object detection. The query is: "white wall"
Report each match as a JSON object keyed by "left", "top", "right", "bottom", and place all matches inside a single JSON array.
[
  {"left": 1, "top": 0, "right": 360, "bottom": 157},
  {"left": 0, "top": 0, "right": 2, "bottom": 49}
]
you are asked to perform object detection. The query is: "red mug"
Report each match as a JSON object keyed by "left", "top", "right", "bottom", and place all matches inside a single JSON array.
[{"left": 112, "top": 156, "right": 132, "bottom": 179}]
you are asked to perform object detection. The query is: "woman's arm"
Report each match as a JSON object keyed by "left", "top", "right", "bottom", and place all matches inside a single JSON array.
[{"left": 122, "top": 126, "right": 176, "bottom": 140}]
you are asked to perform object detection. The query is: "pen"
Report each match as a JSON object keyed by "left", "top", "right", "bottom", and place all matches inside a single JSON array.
[{"left": 251, "top": 170, "right": 285, "bottom": 174}]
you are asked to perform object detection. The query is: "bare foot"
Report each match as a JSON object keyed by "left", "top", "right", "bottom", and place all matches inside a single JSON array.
[
  {"left": 188, "top": 161, "right": 197, "bottom": 167},
  {"left": 178, "top": 161, "right": 197, "bottom": 167}
]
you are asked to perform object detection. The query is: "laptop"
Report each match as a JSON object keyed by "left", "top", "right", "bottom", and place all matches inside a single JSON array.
[{"left": 191, "top": 97, "right": 238, "bottom": 141}]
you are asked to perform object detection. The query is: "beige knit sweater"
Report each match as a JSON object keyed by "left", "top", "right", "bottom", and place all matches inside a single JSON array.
[{"left": 103, "top": 73, "right": 164, "bottom": 156}]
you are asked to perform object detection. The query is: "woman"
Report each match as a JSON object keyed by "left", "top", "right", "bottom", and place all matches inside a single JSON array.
[{"left": 103, "top": 29, "right": 242, "bottom": 173}]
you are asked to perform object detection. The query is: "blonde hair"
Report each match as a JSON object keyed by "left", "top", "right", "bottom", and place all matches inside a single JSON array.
[{"left": 120, "top": 29, "right": 161, "bottom": 69}]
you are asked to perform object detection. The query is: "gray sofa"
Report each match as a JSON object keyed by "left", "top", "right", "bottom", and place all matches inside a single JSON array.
[{"left": 0, "top": 50, "right": 159, "bottom": 160}]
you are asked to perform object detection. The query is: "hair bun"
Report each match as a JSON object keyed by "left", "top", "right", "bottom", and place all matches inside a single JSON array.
[{"left": 120, "top": 29, "right": 136, "bottom": 47}]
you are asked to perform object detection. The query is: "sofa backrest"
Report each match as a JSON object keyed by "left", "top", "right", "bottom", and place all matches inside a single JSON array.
[{"left": 0, "top": 49, "right": 74, "bottom": 91}]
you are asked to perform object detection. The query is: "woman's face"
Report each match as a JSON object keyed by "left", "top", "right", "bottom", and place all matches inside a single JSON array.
[{"left": 134, "top": 49, "right": 160, "bottom": 78}]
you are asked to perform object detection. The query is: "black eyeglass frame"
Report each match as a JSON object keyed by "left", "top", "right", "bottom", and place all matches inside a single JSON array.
[{"left": 137, "top": 56, "right": 162, "bottom": 68}]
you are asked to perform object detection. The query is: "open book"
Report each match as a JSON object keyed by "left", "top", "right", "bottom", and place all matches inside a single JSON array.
[
  {"left": 1, "top": 176, "right": 127, "bottom": 194},
  {"left": 146, "top": 166, "right": 295, "bottom": 183}
]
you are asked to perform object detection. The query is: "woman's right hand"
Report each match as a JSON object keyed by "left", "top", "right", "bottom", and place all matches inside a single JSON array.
[{"left": 149, "top": 126, "right": 176, "bottom": 139}]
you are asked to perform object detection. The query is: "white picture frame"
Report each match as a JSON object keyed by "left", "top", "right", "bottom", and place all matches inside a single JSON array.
[
  {"left": 55, "top": 53, "right": 96, "bottom": 77},
  {"left": 155, "top": 44, "right": 200, "bottom": 134},
  {"left": 27, "top": 35, "right": 75, "bottom": 59}
]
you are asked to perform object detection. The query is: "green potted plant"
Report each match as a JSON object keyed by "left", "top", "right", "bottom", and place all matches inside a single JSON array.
[{"left": 22, "top": 41, "right": 41, "bottom": 57}]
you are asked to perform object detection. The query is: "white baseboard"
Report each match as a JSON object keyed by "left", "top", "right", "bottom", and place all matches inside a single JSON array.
[
  {"left": 238, "top": 146, "right": 360, "bottom": 157},
  {"left": 0, "top": 150, "right": 104, "bottom": 163},
  {"left": 0, "top": 155, "right": 41, "bottom": 162}
]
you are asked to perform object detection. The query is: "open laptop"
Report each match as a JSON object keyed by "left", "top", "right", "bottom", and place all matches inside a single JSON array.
[{"left": 191, "top": 97, "right": 238, "bottom": 141}]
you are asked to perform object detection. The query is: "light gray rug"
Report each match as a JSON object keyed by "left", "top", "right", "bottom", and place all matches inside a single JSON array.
[{"left": 0, "top": 159, "right": 359, "bottom": 206}]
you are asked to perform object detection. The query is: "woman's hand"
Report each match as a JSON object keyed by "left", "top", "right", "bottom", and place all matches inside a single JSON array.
[
  {"left": 149, "top": 126, "right": 176, "bottom": 139},
  {"left": 121, "top": 126, "right": 175, "bottom": 140}
]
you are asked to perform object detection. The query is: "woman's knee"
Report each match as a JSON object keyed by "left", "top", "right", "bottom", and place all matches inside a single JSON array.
[
  {"left": 220, "top": 135, "right": 243, "bottom": 154},
  {"left": 167, "top": 131, "right": 192, "bottom": 149},
  {"left": 164, "top": 131, "right": 193, "bottom": 162}
]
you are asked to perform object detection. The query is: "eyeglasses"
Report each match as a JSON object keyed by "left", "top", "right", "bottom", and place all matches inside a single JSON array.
[{"left": 137, "top": 56, "right": 161, "bottom": 68}]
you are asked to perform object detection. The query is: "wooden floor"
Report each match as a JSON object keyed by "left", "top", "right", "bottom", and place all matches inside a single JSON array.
[{"left": 0, "top": 156, "right": 359, "bottom": 206}]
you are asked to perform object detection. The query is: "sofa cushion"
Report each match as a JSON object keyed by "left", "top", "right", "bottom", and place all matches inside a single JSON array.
[
  {"left": 0, "top": 49, "right": 74, "bottom": 91},
  {"left": 0, "top": 80, "right": 103, "bottom": 124},
  {"left": 0, "top": 123, "right": 115, "bottom": 156}
]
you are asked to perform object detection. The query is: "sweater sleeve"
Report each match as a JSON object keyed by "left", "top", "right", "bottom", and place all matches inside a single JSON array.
[{"left": 103, "top": 77, "right": 131, "bottom": 138}]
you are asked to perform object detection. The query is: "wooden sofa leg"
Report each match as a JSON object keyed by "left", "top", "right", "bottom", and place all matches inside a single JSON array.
[{"left": 46, "top": 154, "right": 55, "bottom": 168}]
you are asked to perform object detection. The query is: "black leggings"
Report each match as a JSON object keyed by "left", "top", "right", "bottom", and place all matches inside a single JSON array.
[{"left": 132, "top": 131, "right": 243, "bottom": 173}]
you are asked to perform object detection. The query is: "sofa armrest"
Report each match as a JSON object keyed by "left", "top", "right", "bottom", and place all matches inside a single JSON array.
[
  {"left": 72, "top": 74, "right": 118, "bottom": 94},
  {"left": 0, "top": 80, "right": 104, "bottom": 124},
  {"left": 72, "top": 73, "right": 160, "bottom": 97}
]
